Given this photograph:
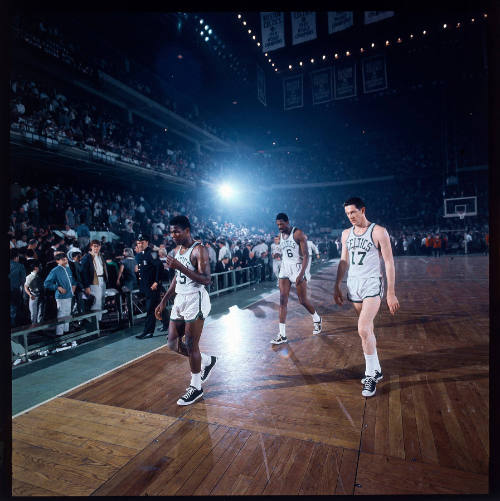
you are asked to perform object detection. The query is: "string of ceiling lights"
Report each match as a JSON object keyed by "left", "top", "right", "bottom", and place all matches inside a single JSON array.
[
  {"left": 182, "top": 13, "right": 247, "bottom": 80},
  {"left": 236, "top": 12, "right": 487, "bottom": 74}
]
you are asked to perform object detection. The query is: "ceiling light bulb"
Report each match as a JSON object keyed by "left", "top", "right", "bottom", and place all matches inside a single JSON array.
[
  {"left": 322, "top": 55, "right": 326, "bottom": 60},
  {"left": 346, "top": 51, "right": 350, "bottom": 56},
  {"left": 310, "top": 58, "right": 314, "bottom": 63},
  {"left": 257, "top": 42, "right": 261, "bottom": 46},
  {"left": 252, "top": 35, "right": 256, "bottom": 39},
  {"left": 268, "top": 58, "right": 271, "bottom": 62},
  {"left": 200, "top": 19, "right": 203, "bottom": 24},
  {"left": 243, "top": 21, "right": 247, "bottom": 25},
  {"left": 371, "top": 42, "right": 375, "bottom": 47},
  {"left": 443, "top": 23, "right": 447, "bottom": 28},
  {"left": 334, "top": 53, "right": 338, "bottom": 58},
  {"left": 237, "top": 14, "right": 241, "bottom": 19},
  {"left": 289, "top": 64, "right": 292, "bottom": 69}
]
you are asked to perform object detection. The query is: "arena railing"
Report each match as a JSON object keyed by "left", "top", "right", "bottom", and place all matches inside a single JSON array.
[
  {"left": 11, "top": 309, "right": 107, "bottom": 367},
  {"left": 126, "top": 264, "right": 264, "bottom": 326}
]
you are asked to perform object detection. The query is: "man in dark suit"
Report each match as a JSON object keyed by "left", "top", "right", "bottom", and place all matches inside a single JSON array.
[
  {"left": 80, "top": 240, "right": 108, "bottom": 321},
  {"left": 135, "top": 234, "right": 162, "bottom": 339}
]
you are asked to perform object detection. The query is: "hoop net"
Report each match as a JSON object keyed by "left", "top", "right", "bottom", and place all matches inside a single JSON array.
[{"left": 456, "top": 209, "right": 466, "bottom": 220}]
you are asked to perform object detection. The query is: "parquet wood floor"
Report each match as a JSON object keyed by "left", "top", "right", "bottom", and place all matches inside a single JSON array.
[{"left": 12, "top": 255, "right": 489, "bottom": 495}]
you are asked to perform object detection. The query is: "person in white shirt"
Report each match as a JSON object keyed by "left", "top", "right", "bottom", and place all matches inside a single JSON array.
[
  {"left": 217, "top": 239, "right": 231, "bottom": 261},
  {"left": 62, "top": 224, "right": 77, "bottom": 240},
  {"left": 305, "top": 235, "right": 320, "bottom": 278},
  {"left": 16, "top": 235, "right": 28, "bottom": 248},
  {"left": 270, "top": 236, "right": 282, "bottom": 282},
  {"left": 24, "top": 260, "right": 44, "bottom": 324}
]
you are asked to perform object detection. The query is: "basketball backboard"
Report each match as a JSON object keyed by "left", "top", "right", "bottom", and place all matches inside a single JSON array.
[{"left": 443, "top": 196, "right": 477, "bottom": 218}]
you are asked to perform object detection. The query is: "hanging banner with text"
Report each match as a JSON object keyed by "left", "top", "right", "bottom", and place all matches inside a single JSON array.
[
  {"left": 256, "top": 65, "right": 267, "bottom": 106},
  {"left": 328, "top": 12, "right": 353, "bottom": 34},
  {"left": 310, "top": 67, "right": 333, "bottom": 105},
  {"left": 362, "top": 55, "right": 388, "bottom": 93},
  {"left": 261, "top": 12, "right": 285, "bottom": 53},
  {"left": 364, "top": 11, "right": 394, "bottom": 24},
  {"left": 283, "top": 75, "right": 303, "bottom": 110},
  {"left": 334, "top": 61, "right": 357, "bottom": 100},
  {"left": 291, "top": 12, "right": 317, "bottom": 46}
]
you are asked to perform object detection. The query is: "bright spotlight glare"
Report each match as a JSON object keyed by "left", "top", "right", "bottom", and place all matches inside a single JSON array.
[
  {"left": 218, "top": 184, "right": 235, "bottom": 198},
  {"left": 200, "top": 19, "right": 204, "bottom": 24},
  {"left": 205, "top": 36, "right": 209, "bottom": 41}
]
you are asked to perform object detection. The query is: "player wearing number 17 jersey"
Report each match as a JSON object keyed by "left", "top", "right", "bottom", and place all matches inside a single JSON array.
[{"left": 333, "top": 197, "right": 400, "bottom": 397}]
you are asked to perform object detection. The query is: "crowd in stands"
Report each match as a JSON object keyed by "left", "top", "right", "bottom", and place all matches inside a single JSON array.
[
  {"left": 9, "top": 177, "right": 489, "bottom": 331},
  {"left": 9, "top": 73, "right": 200, "bottom": 179},
  {"left": 11, "top": 14, "right": 234, "bottom": 142}
]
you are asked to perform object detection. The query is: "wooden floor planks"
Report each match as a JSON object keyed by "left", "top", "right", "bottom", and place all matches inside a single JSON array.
[{"left": 12, "top": 256, "right": 489, "bottom": 495}]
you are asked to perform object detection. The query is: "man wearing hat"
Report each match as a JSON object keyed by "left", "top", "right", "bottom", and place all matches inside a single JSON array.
[{"left": 135, "top": 234, "right": 162, "bottom": 339}]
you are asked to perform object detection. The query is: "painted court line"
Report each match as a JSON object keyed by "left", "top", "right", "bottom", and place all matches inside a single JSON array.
[{"left": 12, "top": 343, "right": 169, "bottom": 419}]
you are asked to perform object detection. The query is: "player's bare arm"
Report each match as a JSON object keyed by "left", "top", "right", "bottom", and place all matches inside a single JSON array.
[
  {"left": 373, "top": 225, "right": 400, "bottom": 315},
  {"left": 166, "top": 244, "right": 211, "bottom": 286},
  {"left": 155, "top": 275, "right": 176, "bottom": 320},
  {"left": 294, "top": 229, "right": 309, "bottom": 285},
  {"left": 334, "top": 229, "right": 350, "bottom": 306}
]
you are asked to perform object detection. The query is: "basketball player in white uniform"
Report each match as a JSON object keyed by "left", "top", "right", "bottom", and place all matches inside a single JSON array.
[
  {"left": 305, "top": 235, "right": 320, "bottom": 279},
  {"left": 271, "top": 236, "right": 282, "bottom": 284},
  {"left": 333, "top": 197, "right": 399, "bottom": 397},
  {"left": 155, "top": 215, "right": 217, "bottom": 406},
  {"left": 271, "top": 213, "right": 322, "bottom": 344}
]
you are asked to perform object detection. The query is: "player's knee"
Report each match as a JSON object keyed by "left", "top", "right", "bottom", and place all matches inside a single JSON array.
[
  {"left": 185, "top": 335, "right": 195, "bottom": 355},
  {"left": 167, "top": 338, "right": 178, "bottom": 352},
  {"left": 279, "top": 295, "right": 288, "bottom": 307},
  {"left": 358, "top": 325, "right": 371, "bottom": 339}
]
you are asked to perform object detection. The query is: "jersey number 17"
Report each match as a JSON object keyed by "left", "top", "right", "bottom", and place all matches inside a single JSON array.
[{"left": 351, "top": 250, "right": 366, "bottom": 265}]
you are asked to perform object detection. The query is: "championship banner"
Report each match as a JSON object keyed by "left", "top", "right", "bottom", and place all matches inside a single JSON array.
[
  {"left": 333, "top": 61, "right": 357, "bottom": 100},
  {"left": 310, "top": 67, "right": 332, "bottom": 105},
  {"left": 362, "top": 55, "right": 388, "bottom": 93},
  {"left": 257, "top": 65, "right": 266, "bottom": 106},
  {"left": 260, "top": 12, "right": 285, "bottom": 53},
  {"left": 291, "top": 12, "right": 317, "bottom": 46},
  {"left": 364, "top": 11, "right": 394, "bottom": 24},
  {"left": 283, "top": 75, "right": 303, "bottom": 110},
  {"left": 328, "top": 12, "right": 353, "bottom": 34}
]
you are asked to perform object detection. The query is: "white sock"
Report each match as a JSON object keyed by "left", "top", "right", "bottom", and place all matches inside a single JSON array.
[
  {"left": 312, "top": 311, "right": 320, "bottom": 322},
  {"left": 279, "top": 323, "right": 286, "bottom": 336},
  {"left": 190, "top": 372, "right": 202, "bottom": 390},
  {"left": 364, "top": 349, "right": 381, "bottom": 377},
  {"left": 201, "top": 352, "right": 211, "bottom": 367}
]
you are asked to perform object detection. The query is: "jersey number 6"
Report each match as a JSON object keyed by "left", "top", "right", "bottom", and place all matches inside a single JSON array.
[{"left": 286, "top": 249, "right": 293, "bottom": 258}]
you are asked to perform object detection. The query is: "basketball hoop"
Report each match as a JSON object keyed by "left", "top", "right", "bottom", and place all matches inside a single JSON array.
[{"left": 457, "top": 209, "right": 466, "bottom": 220}]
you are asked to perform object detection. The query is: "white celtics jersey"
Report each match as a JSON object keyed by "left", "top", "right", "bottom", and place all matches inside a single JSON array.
[
  {"left": 174, "top": 241, "right": 204, "bottom": 294},
  {"left": 271, "top": 243, "right": 281, "bottom": 259},
  {"left": 280, "top": 227, "right": 302, "bottom": 264},
  {"left": 346, "top": 223, "right": 382, "bottom": 279}
]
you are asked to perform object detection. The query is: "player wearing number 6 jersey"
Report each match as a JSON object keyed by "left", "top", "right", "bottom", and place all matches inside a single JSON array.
[
  {"left": 334, "top": 197, "right": 400, "bottom": 397},
  {"left": 270, "top": 213, "right": 322, "bottom": 345},
  {"left": 155, "top": 216, "right": 217, "bottom": 406}
]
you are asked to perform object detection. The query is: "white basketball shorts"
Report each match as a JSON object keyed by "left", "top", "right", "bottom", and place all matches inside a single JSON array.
[
  {"left": 279, "top": 261, "right": 311, "bottom": 284},
  {"left": 346, "top": 276, "right": 384, "bottom": 303},
  {"left": 170, "top": 288, "right": 211, "bottom": 322}
]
